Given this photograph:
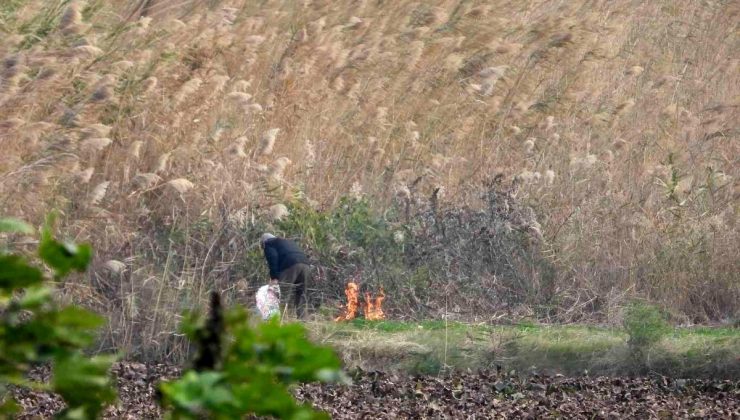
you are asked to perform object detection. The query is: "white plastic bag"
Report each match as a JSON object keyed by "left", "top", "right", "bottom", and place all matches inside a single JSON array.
[{"left": 256, "top": 283, "right": 281, "bottom": 320}]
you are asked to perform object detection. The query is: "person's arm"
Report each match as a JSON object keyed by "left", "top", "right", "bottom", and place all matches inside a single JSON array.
[{"left": 263, "top": 243, "right": 280, "bottom": 280}]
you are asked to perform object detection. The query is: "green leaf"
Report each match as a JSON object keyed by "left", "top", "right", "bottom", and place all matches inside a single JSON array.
[
  {"left": 178, "top": 310, "right": 205, "bottom": 342},
  {"left": 0, "top": 218, "right": 34, "bottom": 234},
  {"left": 38, "top": 213, "right": 92, "bottom": 278},
  {"left": 159, "top": 303, "right": 341, "bottom": 419},
  {"left": 1, "top": 218, "right": 119, "bottom": 420},
  {"left": 0, "top": 254, "right": 43, "bottom": 291},
  {"left": 47, "top": 306, "right": 106, "bottom": 348},
  {"left": 160, "top": 371, "right": 233, "bottom": 415},
  {"left": 39, "top": 239, "right": 92, "bottom": 278},
  {"left": 0, "top": 398, "right": 20, "bottom": 417},
  {"left": 18, "top": 285, "right": 52, "bottom": 308},
  {"left": 56, "top": 306, "right": 106, "bottom": 330},
  {"left": 52, "top": 354, "right": 117, "bottom": 419},
  {"left": 253, "top": 320, "right": 341, "bottom": 382}
]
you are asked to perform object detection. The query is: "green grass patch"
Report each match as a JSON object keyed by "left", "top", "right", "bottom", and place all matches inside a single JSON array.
[
  {"left": 672, "top": 326, "right": 737, "bottom": 338},
  {"left": 348, "top": 318, "right": 477, "bottom": 333},
  {"left": 307, "top": 319, "right": 739, "bottom": 379},
  {"left": 0, "top": 0, "right": 28, "bottom": 31}
]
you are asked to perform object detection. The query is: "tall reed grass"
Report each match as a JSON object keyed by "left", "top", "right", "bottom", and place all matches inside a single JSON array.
[{"left": 0, "top": 0, "right": 737, "bottom": 360}]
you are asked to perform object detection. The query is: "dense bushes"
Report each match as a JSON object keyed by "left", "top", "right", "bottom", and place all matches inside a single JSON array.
[
  {"left": 623, "top": 301, "right": 670, "bottom": 358},
  {"left": 276, "top": 197, "right": 405, "bottom": 306},
  {"left": 272, "top": 184, "right": 552, "bottom": 319}
]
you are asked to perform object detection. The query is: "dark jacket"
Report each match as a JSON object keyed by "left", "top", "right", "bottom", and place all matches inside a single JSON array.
[{"left": 263, "top": 238, "right": 308, "bottom": 279}]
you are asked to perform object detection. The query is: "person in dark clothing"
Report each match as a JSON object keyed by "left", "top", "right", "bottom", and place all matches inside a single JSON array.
[{"left": 260, "top": 233, "right": 311, "bottom": 318}]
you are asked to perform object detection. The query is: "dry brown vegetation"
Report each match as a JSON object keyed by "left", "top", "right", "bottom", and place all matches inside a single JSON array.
[
  {"left": 13, "top": 363, "right": 740, "bottom": 418},
  {"left": 0, "top": 0, "right": 738, "bottom": 361}
]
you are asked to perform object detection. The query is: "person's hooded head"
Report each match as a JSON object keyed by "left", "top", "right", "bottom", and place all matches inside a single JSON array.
[{"left": 260, "top": 233, "right": 276, "bottom": 248}]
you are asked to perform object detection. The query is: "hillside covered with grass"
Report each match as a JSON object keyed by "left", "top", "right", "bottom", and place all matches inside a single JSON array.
[{"left": 0, "top": 0, "right": 738, "bottom": 361}]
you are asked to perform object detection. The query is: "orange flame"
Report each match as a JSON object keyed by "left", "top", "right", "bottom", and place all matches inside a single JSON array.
[
  {"left": 334, "top": 282, "right": 359, "bottom": 321},
  {"left": 363, "top": 287, "right": 385, "bottom": 321}
]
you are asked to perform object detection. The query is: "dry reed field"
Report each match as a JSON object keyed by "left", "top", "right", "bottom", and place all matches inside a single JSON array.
[{"left": 1, "top": 0, "right": 738, "bottom": 362}]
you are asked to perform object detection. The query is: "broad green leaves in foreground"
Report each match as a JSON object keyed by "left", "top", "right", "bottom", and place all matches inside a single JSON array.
[
  {"left": 0, "top": 216, "right": 115, "bottom": 419},
  {"left": 159, "top": 296, "right": 347, "bottom": 420},
  {"left": 39, "top": 214, "right": 93, "bottom": 280}
]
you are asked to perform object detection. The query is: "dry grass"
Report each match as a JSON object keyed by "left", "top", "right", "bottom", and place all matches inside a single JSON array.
[{"left": 0, "top": 0, "right": 738, "bottom": 360}]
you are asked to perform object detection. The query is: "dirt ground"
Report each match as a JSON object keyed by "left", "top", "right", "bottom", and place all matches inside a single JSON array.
[{"left": 13, "top": 363, "right": 739, "bottom": 419}]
